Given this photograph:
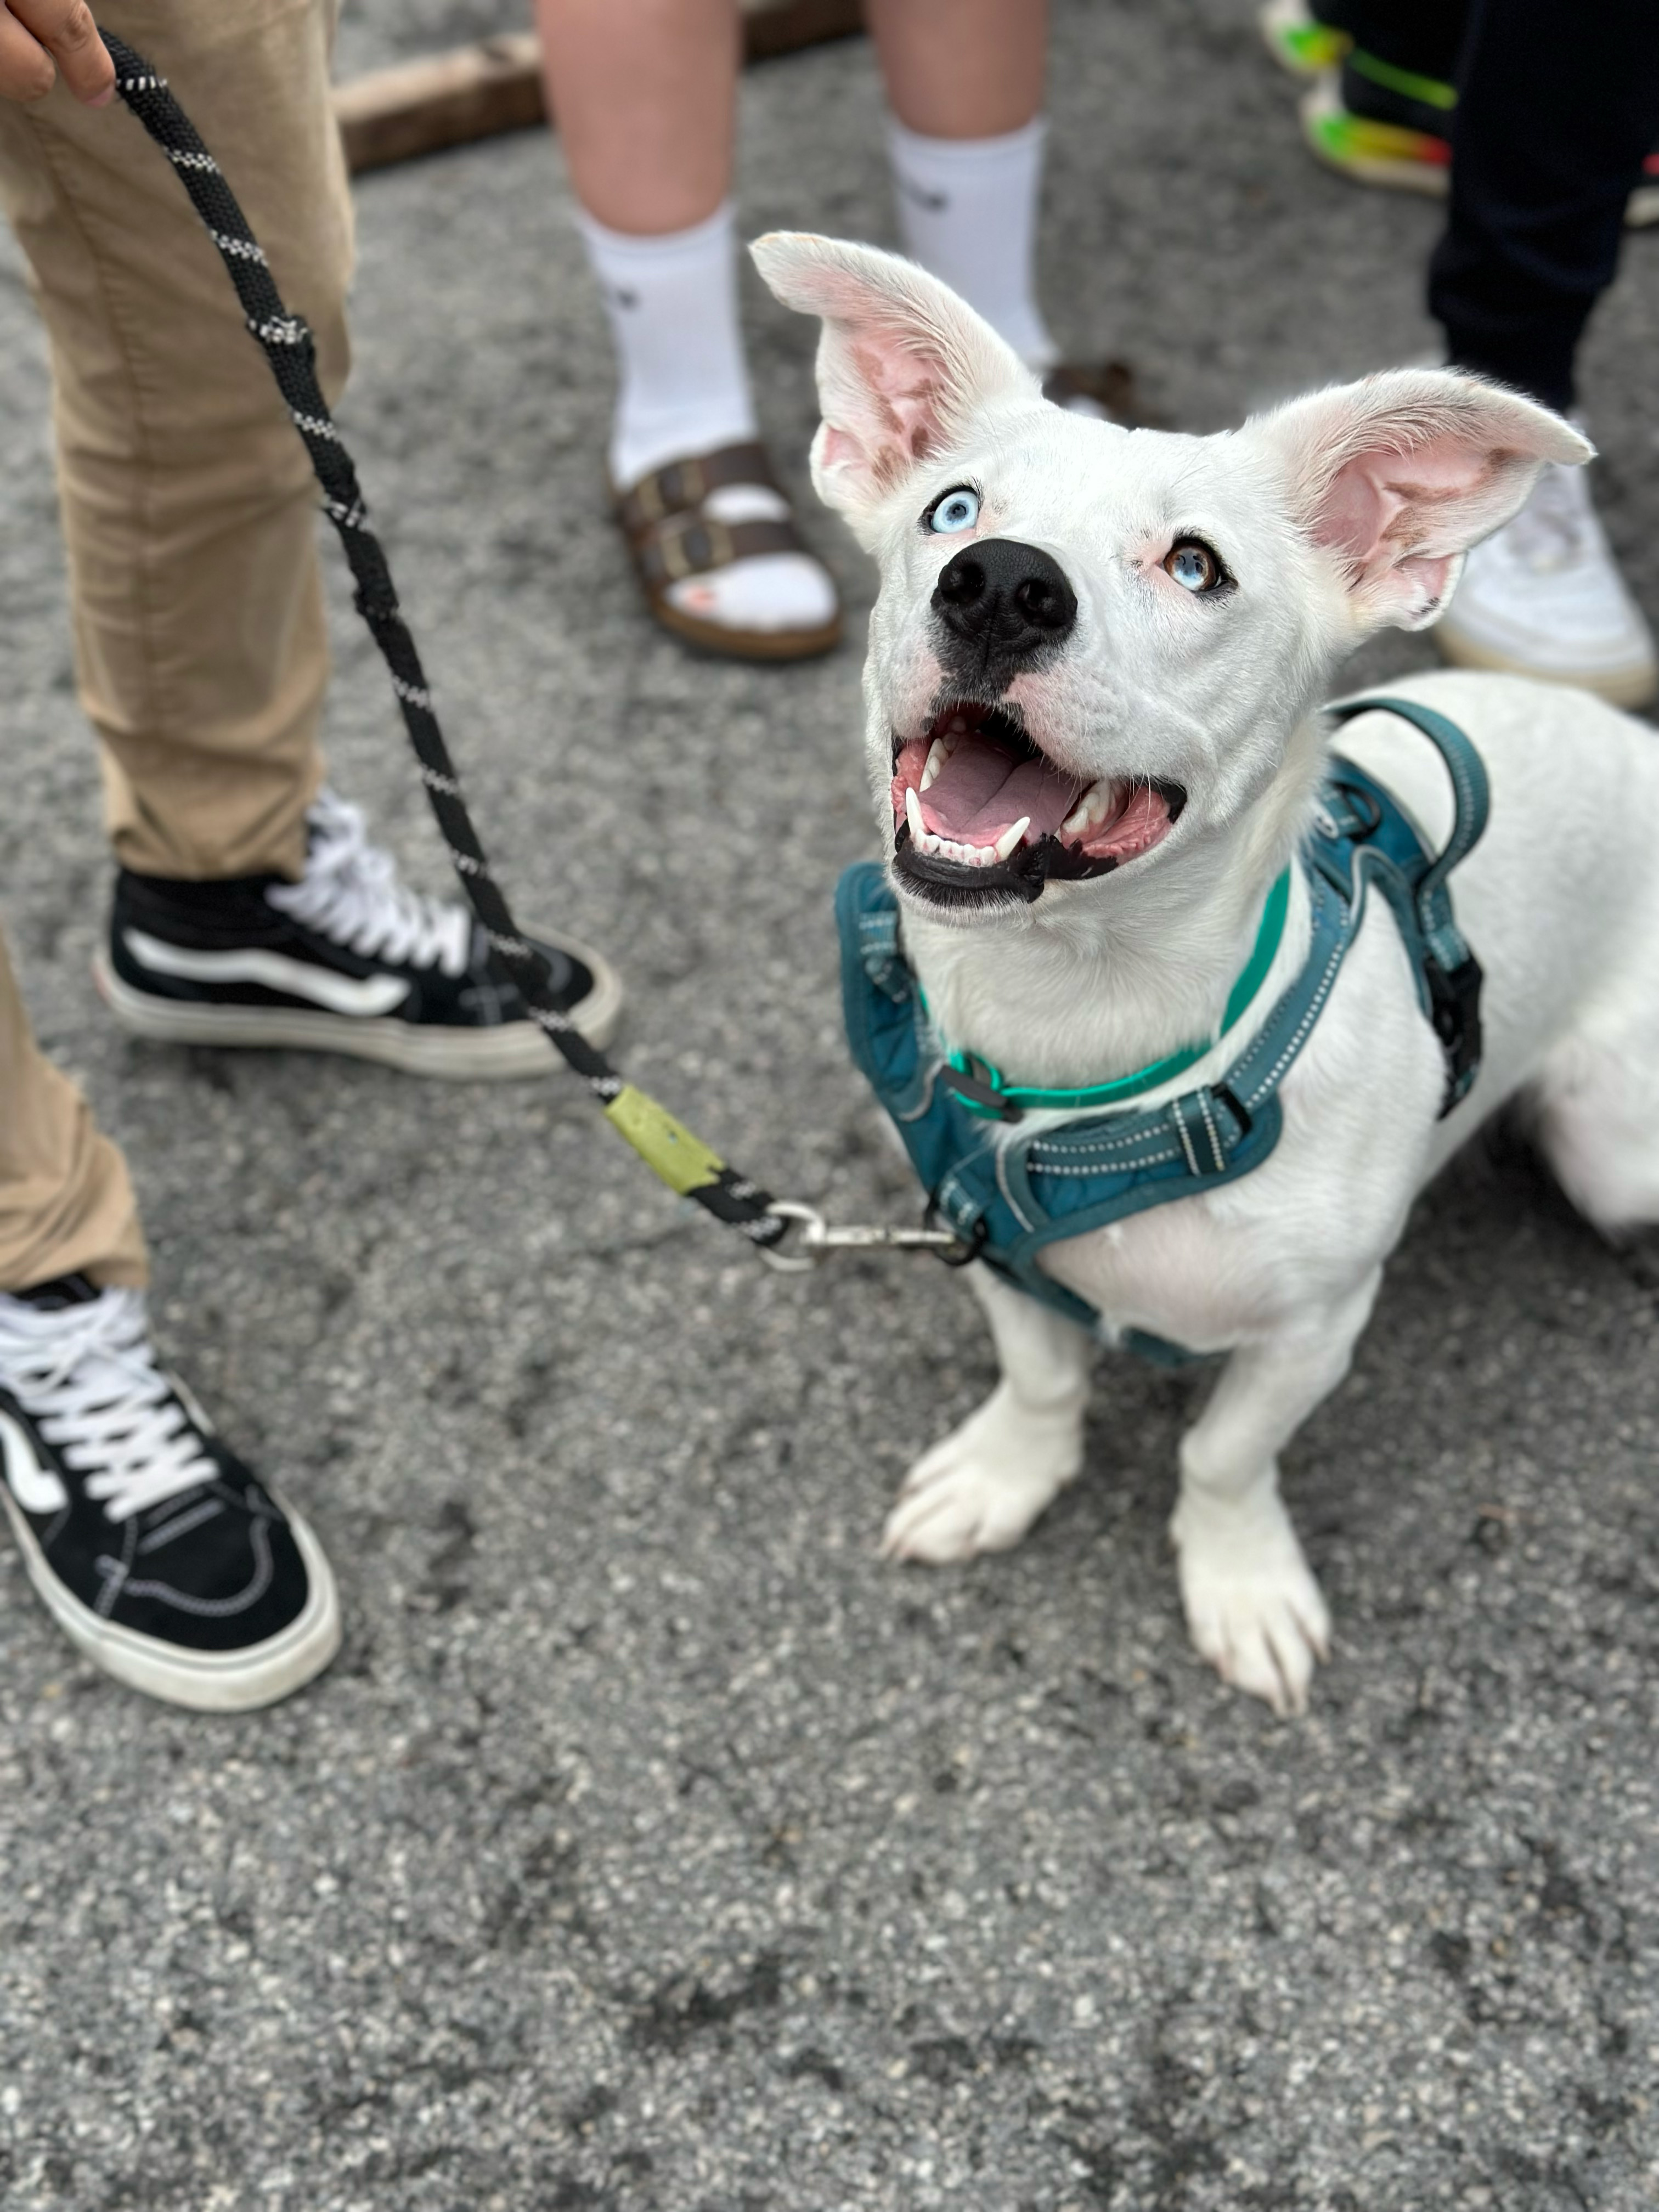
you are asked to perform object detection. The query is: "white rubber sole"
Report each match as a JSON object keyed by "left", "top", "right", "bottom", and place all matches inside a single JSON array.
[
  {"left": 92, "top": 938, "right": 623, "bottom": 1077},
  {"left": 1435, "top": 623, "right": 1659, "bottom": 710},
  {"left": 2, "top": 1485, "right": 341, "bottom": 1712}
]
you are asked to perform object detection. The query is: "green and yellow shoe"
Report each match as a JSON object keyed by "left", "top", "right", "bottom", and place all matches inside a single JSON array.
[
  {"left": 1257, "top": 0, "right": 1351, "bottom": 78},
  {"left": 1296, "top": 44, "right": 1659, "bottom": 227},
  {"left": 1299, "top": 62, "right": 1452, "bottom": 199}
]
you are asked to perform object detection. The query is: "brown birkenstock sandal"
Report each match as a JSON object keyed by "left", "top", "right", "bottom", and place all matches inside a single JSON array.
[{"left": 614, "top": 439, "right": 842, "bottom": 662}]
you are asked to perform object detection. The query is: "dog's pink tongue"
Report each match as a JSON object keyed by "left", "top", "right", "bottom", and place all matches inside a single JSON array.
[{"left": 919, "top": 735, "right": 1082, "bottom": 844}]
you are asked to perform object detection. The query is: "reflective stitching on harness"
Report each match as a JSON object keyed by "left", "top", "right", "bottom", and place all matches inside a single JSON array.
[
  {"left": 1030, "top": 1120, "right": 1181, "bottom": 1161},
  {"left": 896, "top": 1064, "right": 941, "bottom": 1124},
  {"left": 1025, "top": 1144, "right": 1184, "bottom": 1178},
  {"left": 1172, "top": 1100, "right": 1201, "bottom": 1177},
  {"left": 996, "top": 1138, "right": 1038, "bottom": 1232},
  {"left": 1436, "top": 740, "right": 1480, "bottom": 871},
  {"left": 1197, "top": 1088, "right": 1224, "bottom": 1175},
  {"left": 1237, "top": 900, "right": 1349, "bottom": 1105}
]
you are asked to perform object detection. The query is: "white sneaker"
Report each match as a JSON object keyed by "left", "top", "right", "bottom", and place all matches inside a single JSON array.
[{"left": 1436, "top": 460, "right": 1658, "bottom": 708}]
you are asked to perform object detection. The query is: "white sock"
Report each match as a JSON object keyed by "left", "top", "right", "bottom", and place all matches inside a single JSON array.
[
  {"left": 574, "top": 201, "right": 837, "bottom": 638},
  {"left": 887, "top": 115, "right": 1057, "bottom": 371},
  {"left": 575, "top": 200, "right": 759, "bottom": 490}
]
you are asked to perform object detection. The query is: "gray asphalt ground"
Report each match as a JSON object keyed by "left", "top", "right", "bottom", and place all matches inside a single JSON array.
[{"left": 4, "top": 4, "right": 1658, "bottom": 2207}]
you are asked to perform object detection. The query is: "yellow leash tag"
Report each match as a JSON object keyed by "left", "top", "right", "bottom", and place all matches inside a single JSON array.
[{"left": 603, "top": 1084, "right": 727, "bottom": 1196}]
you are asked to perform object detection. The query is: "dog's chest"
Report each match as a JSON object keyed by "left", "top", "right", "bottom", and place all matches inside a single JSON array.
[
  {"left": 1034, "top": 1182, "right": 1302, "bottom": 1355},
  {"left": 1025, "top": 905, "right": 1446, "bottom": 1350}
]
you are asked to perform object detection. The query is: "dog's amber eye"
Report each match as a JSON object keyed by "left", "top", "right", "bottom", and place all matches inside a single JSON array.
[{"left": 1164, "top": 540, "right": 1223, "bottom": 593}]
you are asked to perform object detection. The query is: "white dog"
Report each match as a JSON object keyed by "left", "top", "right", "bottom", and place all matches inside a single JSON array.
[{"left": 752, "top": 231, "right": 1659, "bottom": 1715}]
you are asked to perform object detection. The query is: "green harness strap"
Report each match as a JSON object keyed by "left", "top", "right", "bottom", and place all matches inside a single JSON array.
[{"left": 936, "top": 865, "right": 1293, "bottom": 1118}]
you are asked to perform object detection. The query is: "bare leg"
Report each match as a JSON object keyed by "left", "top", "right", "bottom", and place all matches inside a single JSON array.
[
  {"left": 1171, "top": 1276, "right": 1381, "bottom": 1716},
  {"left": 535, "top": 0, "right": 741, "bottom": 233},
  {"left": 882, "top": 1265, "right": 1093, "bottom": 1562},
  {"left": 867, "top": 0, "right": 1049, "bottom": 137},
  {"left": 534, "top": 0, "right": 838, "bottom": 647}
]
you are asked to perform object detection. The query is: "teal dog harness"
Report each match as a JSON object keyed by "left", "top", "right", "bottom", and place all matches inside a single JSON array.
[{"left": 837, "top": 696, "right": 1489, "bottom": 1357}]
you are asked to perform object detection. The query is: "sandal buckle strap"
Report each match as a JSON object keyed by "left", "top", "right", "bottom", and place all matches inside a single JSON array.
[
  {"left": 647, "top": 510, "right": 736, "bottom": 583},
  {"left": 618, "top": 440, "right": 779, "bottom": 537},
  {"left": 637, "top": 514, "right": 803, "bottom": 586}
]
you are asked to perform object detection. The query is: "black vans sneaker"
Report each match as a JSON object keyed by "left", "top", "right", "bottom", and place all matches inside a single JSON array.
[
  {"left": 0, "top": 1276, "right": 339, "bottom": 1711},
  {"left": 94, "top": 788, "right": 623, "bottom": 1079}
]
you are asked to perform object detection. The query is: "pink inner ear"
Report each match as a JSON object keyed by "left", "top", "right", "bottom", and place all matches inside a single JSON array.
[
  {"left": 847, "top": 328, "right": 949, "bottom": 482},
  {"left": 1314, "top": 441, "right": 1497, "bottom": 571},
  {"left": 820, "top": 425, "right": 866, "bottom": 475}
]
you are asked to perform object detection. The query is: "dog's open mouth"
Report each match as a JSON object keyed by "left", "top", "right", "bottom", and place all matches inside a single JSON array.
[{"left": 889, "top": 702, "right": 1185, "bottom": 906}]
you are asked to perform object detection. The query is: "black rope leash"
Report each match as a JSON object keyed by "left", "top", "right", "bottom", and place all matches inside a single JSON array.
[{"left": 100, "top": 32, "right": 791, "bottom": 1250}]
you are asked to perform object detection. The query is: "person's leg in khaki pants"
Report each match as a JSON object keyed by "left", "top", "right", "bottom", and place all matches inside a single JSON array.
[
  {"left": 4, "top": 0, "right": 617, "bottom": 1108},
  {"left": 0, "top": 0, "right": 352, "bottom": 884},
  {"left": 0, "top": 0, "right": 348, "bottom": 1289},
  {"left": 0, "top": 4, "right": 347, "bottom": 1708},
  {"left": 0, "top": 930, "right": 146, "bottom": 1293}
]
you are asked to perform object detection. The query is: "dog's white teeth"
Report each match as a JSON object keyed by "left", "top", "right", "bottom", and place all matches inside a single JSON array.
[
  {"left": 919, "top": 735, "right": 952, "bottom": 792},
  {"left": 1061, "top": 781, "right": 1114, "bottom": 837},
  {"left": 905, "top": 786, "right": 926, "bottom": 843},
  {"left": 991, "top": 816, "right": 1031, "bottom": 864}
]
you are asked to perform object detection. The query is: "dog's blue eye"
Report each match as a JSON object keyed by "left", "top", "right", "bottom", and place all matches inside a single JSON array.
[
  {"left": 1164, "top": 540, "right": 1222, "bottom": 593},
  {"left": 929, "top": 488, "right": 980, "bottom": 534}
]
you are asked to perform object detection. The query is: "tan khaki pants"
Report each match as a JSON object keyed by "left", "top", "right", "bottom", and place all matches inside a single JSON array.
[{"left": 0, "top": 0, "right": 353, "bottom": 1291}]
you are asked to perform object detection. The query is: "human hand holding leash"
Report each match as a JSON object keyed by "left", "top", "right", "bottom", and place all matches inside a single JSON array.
[{"left": 0, "top": 0, "right": 112, "bottom": 104}]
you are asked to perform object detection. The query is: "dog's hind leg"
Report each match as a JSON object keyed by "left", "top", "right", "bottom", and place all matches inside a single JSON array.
[
  {"left": 1531, "top": 1008, "right": 1659, "bottom": 1234},
  {"left": 1171, "top": 1273, "right": 1381, "bottom": 1716},
  {"left": 882, "top": 1266, "right": 1093, "bottom": 1565}
]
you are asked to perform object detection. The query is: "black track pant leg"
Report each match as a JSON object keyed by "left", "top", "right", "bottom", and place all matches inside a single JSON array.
[{"left": 1429, "top": 0, "right": 1659, "bottom": 411}]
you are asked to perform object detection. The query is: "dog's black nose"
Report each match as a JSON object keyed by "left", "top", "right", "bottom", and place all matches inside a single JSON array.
[{"left": 931, "top": 537, "right": 1077, "bottom": 686}]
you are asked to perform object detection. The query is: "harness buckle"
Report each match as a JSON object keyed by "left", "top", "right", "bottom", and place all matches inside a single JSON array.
[
  {"left": 1212, "top": 1083, "right": 1252, "bottom": 1141},
  {"left": 1324, "top": 776, "right": 1385, "bottom": 840},
  {"left": 922, "top": 1201, "right": 989, "bottom": 1268},
  {"left": 940, "top": 1058, "right": 1022, "bottom": 1120},
  {"left": 1425, "top": 953, "right": 1483, "bottom": 1115}
]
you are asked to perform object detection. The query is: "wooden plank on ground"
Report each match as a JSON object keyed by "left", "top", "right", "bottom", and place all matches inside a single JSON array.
[{"left": 335, "top": 0, "right": 867, "bottom": 176}]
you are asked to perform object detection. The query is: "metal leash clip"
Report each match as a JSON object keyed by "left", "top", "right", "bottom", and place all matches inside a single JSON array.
[{"left": 759, "top": 1201, "right": 975, "bottom": 1273}]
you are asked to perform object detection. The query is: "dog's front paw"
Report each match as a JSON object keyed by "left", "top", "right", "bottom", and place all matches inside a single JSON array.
[
  {"left": 881, "top": 1384, "right": 1083, "bottom": 1564},
  {"left": 1170, "top": 1487, "right": 1330, "bottom": 1717}
]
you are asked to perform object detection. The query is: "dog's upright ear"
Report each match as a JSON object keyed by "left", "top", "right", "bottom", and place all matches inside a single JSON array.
[
  {"left": 751, "top": 231, "right": 1037, "bottom": 529},
  {"left": 1244, "top": 368, "right": 1593, "bottom": 633}
]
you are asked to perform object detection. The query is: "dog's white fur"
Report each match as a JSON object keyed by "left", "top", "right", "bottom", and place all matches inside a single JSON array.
[{"left": 753, "top": 232, "right": 1659, "bottom": 1714}]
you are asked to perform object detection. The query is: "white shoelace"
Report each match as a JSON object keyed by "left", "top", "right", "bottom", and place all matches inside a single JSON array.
[
  {"left": 268, "top": 788, "right": 471, "bottom": 976},
  {"left": 0, "top": 1289, "right": 218, "bottom": 1523}
]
